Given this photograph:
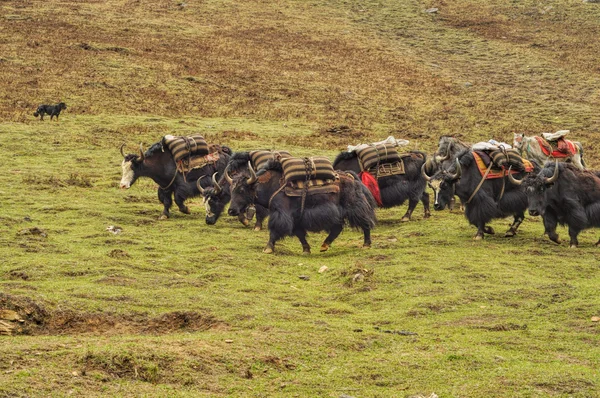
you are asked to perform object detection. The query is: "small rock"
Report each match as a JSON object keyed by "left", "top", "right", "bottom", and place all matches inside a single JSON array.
[
  {"left": 225, "top": 339, "right": 233, "bottom": 343},
  {"left": 17, "top": 227, "right": 47, "bottom": 237},
  {"left": 352, "top": 273, "right": 364, "bottom": 282},
  {"left": 24, "top": 216, "right": 32, "bottom": 222},
  {"left": 387, "top": 237, "right": 398, "bottom": 242},
  {"left": 591, "top": 316, "right": 600, "bottom": 322},
  {"left": 425, "top": 7, "right": 439, "bottom": 13},
  {"left": 340, "top": 394, "right": 356, "bottom": 398},
  {"left": 106, "top": 225, "right": 122, "bottom": 234},
  {"left": 72, "top": 371, "right": 79, "bottom": 377},
  {"left": 318, "top": 266, "right": 329, "bottom": 273},
  {"left": 464, "top": 82, "right": 473, "bottom": 87},
  {"left": 353, "top": 328, "right": 363, "bottom": 333},
  {"left": 299, "top": 275, "right": 310, "bottom": 281}
]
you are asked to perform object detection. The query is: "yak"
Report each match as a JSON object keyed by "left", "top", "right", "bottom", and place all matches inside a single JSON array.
[
  {"left": 119, "top": 141, "right": 235, "bottom": 220},
  {"left": 225, "top": 161, "right": 377, "bottom": 254},
  {"left": 422, "top": 149, "right": 536, "bottom": 240},
  {"left": 332, "top": 150, "right": 430, "bottom": 222},
  {"left": 197, "top": 151, "right": 271, "bottom": 229},
  {"left": 509, "top": 161, "right": 600, "bottom": 248}
]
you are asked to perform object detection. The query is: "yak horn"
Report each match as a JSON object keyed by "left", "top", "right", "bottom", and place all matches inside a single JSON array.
[
  {"left": 224, "top": 169, "right": 233, "bottom": 185},
  {"left": 544, "top": 160, "right": 559, "bottom": 184},
  {"left": 449, "top": 158, "right": 462, "bottom": 181},
  {"left": 507, "top": 166, "right": 522, "bottom": 185},
  {"left": 212, "top": 172, "right": 222, "bottom": 194},
  {"left": 120, "top": 143, "right": 126, "bottom": 158},
  {"left": 421, "top": 163, "right": 432, "bottom": 182},
  {"left": 246, "top": 161, "right": 257, "bottom": 185},
  {"left": 196, "top": 175, "right": 207, "bottom": 194},
  {"left": 138, "top": 143, "right": 145, "bottom": 160}
]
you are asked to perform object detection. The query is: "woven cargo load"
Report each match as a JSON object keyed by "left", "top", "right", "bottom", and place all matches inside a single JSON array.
[
  {"left": 281, "top": 156, "right": 336, "bottom": 182},
  {"left": 356, "top": 144, "right": 402, "bottom": 171},
  {"left": 163, "top": 134, "right": 209, "bottom": 162},
  {"left": 249, "top": 150, "right": 292, "bottom": 170}
]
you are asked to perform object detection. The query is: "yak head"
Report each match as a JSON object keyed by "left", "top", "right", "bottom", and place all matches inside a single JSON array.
[
  {"left": 119, "top": 143, "right": 145, "bottom": 189},
  {"left": 513, "top": 133, "right": 525, "bottom": 153},
  {"left": 227, "top": 162, "right": 258, "bottom": 217},
  {"left": 197, "top": 173, "right": 229, "bottom": 225},
  {"left": 422, "top": 158, "right": 462, "bottom": 211},
  {"left": 508, "top": 160, "right": 558, "bottom": 216}
]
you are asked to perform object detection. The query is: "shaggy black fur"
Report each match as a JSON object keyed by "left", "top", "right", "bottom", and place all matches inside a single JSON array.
[
  {"left": 333, "top": 150, "right": 431, "bottom": 221},
  {"left": 521, "top": 162, "right": 600, "bottom": 247},
  {"left": 33, "top": 102, "right": 67, "bottom": 121},
  {"left": 227, "top": 160, "right": 377, "bottom": 254},
  {"left": 428, "top": 149, "right": 538, "bottom": 239},
  {"left": 121, "top": 141, "right": 231, "bottom": 219}
]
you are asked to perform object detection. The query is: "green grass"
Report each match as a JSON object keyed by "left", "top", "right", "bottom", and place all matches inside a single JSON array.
[{"left": 2, "top": 0, "right": 600, "bottom": 396}]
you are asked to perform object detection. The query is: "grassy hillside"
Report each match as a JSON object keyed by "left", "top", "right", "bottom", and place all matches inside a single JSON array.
[{"left": 1, "top": 0, "right": 600, "bottom": 397}]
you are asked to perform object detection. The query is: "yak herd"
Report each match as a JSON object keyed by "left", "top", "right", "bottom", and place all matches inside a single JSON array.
[{"left": 119, "top": 132, "right": 600, "bottom": 253}]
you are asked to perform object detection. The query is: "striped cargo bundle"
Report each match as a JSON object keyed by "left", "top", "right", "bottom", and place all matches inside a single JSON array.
[
  {"left": 163, "top": 134, "right": 209, "bottom": 162},
  {"left": 356, "top": 143, "right": 402, "bottom": 171},
  {"left": 489, "top": 148, "right": 533, "bottom": 172},
  {"left": 280, "top": 156, "right": 336, "bottom": 182},
  {"left": 249, "top": 150, "right": 292, "bottom": 170}
]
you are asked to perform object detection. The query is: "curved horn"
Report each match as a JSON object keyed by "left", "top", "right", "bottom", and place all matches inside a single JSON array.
[
  {"left": 507, "top": 166, "right": 523, "bottom": 185},
  {"left": 435, "top": 153, "right": 450, "bottom": 162},
  {"left": 138, "top": 143, "right": 145, "bottom": 160},
  {"left": 196, "top": 175, "right": 207, "bottom": 194},
  {"left": 120, "top": 143, "right": 126, "bottom": 158},
  {"left": 421, "top": 162, "right": 432, "bottom": 182},
  {"left": 224, "top": 169, "right": 233, "bottom": 185},
  {"left": 246, "top": 161, "right": 257, "bottom": 185},
  {"left": 448, "top": 158, "right": 462, "bottom": 181},
  {"left": 212, "top": 172, "right": 222, "bottom": 194},
  {"left": 544, "top": 160, "right": 559, "bottom": 184}
]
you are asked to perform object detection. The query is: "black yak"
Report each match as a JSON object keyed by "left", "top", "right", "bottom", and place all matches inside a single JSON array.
[{"left": 226, "top": 161, "right": 376, "bottom": 254}]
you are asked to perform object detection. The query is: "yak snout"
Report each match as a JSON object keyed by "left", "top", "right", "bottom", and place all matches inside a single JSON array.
[{"left": 228, "top": 208, "right": 239, "bottom": 216}]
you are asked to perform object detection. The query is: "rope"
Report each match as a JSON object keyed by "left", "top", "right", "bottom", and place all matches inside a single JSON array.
[
  {"left": 466, "top": 161, "right": 493, "bottom": 204},
  {"left": 268, "top": 179, "right": 287, "bottom": 209},
  {"left": 159, "top": 159, "right": 179, "bottom": 191}
]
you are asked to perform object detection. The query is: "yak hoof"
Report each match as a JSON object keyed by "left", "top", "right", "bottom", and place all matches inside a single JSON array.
[
  {"left": 240, "top": 217, "right": 249, "bottom": 227},
  {"left": 263, "top": 247, "right": 274, "bottom": 254},
  {"left": 473, "top": 235, "right": 483, "bottom": 241},
  {"left": 569, "top": 244, "right": 578, "bottom": 249},
  {"left": 320, "top": 243, "right": 330, "bottom": 252},
  {"left": 504, "top": 230, "right": 516, "bottom": 238},
  {"left": 180, "top": 206, "right": 191, "bottom": 214},
  {"left": 158, "top": 214, "right": 169, "bottom": 220},
  {"left": 253, "top": 226, "right": 262, "bottom": 232},
  {"left": 484, "top": 226, "right": 495, "bottom": 234},
  {"left": 423, "top": 212, "right": 431, "bottom": 219},
  {"left": 549, "top": 236, "right": 561, "bottom": 245},
  {"left": 400, "top": 216, "right": 410, "bottom": 222},
  {"left": 302, "top": 250, "right": 311, "bottom": 256},
  {"left": 362, "top": 244, "right": 371, "bottom": 249}
]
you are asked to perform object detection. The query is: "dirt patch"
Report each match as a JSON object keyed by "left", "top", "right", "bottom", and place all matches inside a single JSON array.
[{"left": 0, "top": 293, "right": 223, "bottom": 336}]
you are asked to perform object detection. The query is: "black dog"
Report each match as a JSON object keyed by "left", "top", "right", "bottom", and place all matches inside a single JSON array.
[{"left": 33, "top": 102, "right": 67, "bottom": 120}]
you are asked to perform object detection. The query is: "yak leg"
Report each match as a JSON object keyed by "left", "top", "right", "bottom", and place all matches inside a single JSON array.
[
  {"left": 421, "top": 191, "right": 431, "bottom": 219},
  {"left": 254, "top": 205, "right": 269, "bottom": 232},
  {"left": 504, "top": 213, "right": 525, "bottom": 237},
  {"left": 264, "top": 211, "right": 293, "bottom": 254},
  {"left": 158, "top": 189, "right": 172, "bottom": 220},
  {"left": 484, "top": 226, "right": 495, "bottom": 235},
  {"left": 294, "top": 228, "right": 311, "bottom": 254},
  {"left": 174, "top": 191, "right": 190, "bottom": 214},
  {"left": 568, "top": 226, "right": 581, "bottom": 248},
  {"left": 543, "top": 212, "right": 561, "bottom": 244},
  {"left": 401, "top": 198, "right": 419, "bottom": 222},
  {"left": 474, "top": 222, "right": 487, "bottom": 240},
  {"left": 362, "top": 227, "right": 372, "bottom": 248},
  {"left": 321, "top": 224, "right": 344, "bottom": 252}
]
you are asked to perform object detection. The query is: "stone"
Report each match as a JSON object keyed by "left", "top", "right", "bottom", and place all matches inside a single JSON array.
[
  {"left": 425, "top": 8, "right": 439, "bottom": 13},
  {"left": 318, "top": 266, "right": 329, "bottom": 273}
]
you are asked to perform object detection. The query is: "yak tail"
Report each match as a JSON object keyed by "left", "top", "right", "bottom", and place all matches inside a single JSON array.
[{"left": 340, "top": 174, "right": 377, "bottom": 231}]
